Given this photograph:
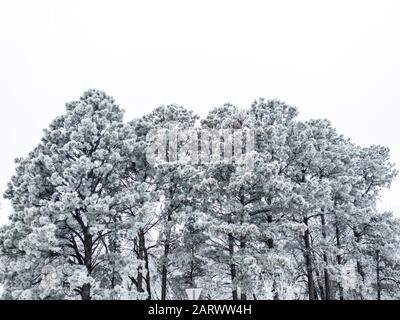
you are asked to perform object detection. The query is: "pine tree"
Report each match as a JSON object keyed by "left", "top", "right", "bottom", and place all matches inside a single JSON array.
[{"left": 1, "top": 90, "right": 141, "bottom": 299}]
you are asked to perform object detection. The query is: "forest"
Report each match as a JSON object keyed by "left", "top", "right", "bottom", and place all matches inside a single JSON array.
[{"left": 0, "top": 89, "right": 399, "bottom": 300}]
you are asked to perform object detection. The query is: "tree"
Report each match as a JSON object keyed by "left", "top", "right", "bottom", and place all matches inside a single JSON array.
[
  {"left": 136, "top": 105, "right": 200, "bottom": 300},
  {"left": 1, "top": 90, "right": 140, "bottom": 299}
]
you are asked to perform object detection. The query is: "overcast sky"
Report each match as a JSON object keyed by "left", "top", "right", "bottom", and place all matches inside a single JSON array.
[{"left": 0, "top": 0, "right": 399, "bottom": 225}]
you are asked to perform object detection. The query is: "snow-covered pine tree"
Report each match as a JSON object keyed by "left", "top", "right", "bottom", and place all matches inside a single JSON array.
[
  {"left": 1, "top": 90, "right": 142, "bottom": 300},
  {"left": 136, "top": 105, "right": 200, "bottom": 300},
  {"left": 197, "top": 100, "right": 302, "bottom": 300}
]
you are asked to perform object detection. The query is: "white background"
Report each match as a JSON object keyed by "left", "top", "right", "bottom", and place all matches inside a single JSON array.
[{"left": 0, "top": 0, "right": 399, "bottom": 225}]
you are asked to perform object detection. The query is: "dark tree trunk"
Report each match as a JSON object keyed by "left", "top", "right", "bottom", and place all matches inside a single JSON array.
[
  {"left": 354, "top": 231, "right": 365, "bottom": 282},
  {"left": 228, "top": 233, "right": 238, "bottom": 300},
  {"left": 136, "top": 229, "right": 146, "bottom": 293},
  {"left": 272, "top": 280, "right": 279, "bottom": 300},
  {"left": 189, "top": 248, "right": 195, "bottom": 287},
  {"left": 81, "top": 228, "right": 93, "bottom": 300},
  {"left": 353, "top": 230, "right": 366, "bottom": 300},
  {"left": 376, "top": 250, "right": 381, "bottom": 301},
  {"left": 161, "top": 209, "right": 173, "bottom": 300},
  {"left": 303, "top": 218, "right": 316, "bottom": 300},
  {"left": 161, "top": 233, "right": 171, "bottom": 300},
  {"left": 357, "top": 261, "right": 365, "bottom": 281},
  {"left": 144, "top": 245, "right": 152, "bottom": 300},
  {"left": 81, "top": 283, "right": 91, "bottom": 301},
  {"left": 267, "top": 214, "right": 279, "bottom": 300},
  {"left": 320, "top": 214, "right": 331, "bottom": 300},
  {"left": 335, "top": 224, "right": 344, "bottom": 300}
]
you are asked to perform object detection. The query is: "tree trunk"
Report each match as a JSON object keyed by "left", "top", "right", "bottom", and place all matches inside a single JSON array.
[
  {"left": 144, "top": 244, "right": 152, "bottom": 300},
  {"left": 335, "top": 224, "right": 344, "bottom": 300},
  {"left": 353, "top": 230, "right": 366, "bottom": 300},
  {"left": 267, "top": 214, "right": 279, "bottom": 300},
  {"left": 189, "top": 248, "right": 195, "bottom": 287},
  {"left": 81, "top": 283, "right": 91, "bottom": 301},
  {"left": 228, "top": 233, "right": 238, "bottom": 300},
  {"left": 357, "top": 261, "right": 365, "bottom": 281},
  {"left": 376, "top": 250, "right": 381, "bottom": 301},
  {"left": 136, "top": 229, "right": 146, "bottom": 293},
  {"left": 81, "top": 228, "right": 93, "bottom": 300},
  {"left": 354, "top": 231, "right": 365, "bottom": 282},
  {"left": 161, "top": 233, "right": 171, "bottom": 300},
  {"left": 303, "top": 218, "right": 316, "bottom": 300},
  {"left": 320, "top": 214, "right": 331, "bottom": 300},
  {"left": 161, "top": 210, "right": 173, "bottom": 300}
]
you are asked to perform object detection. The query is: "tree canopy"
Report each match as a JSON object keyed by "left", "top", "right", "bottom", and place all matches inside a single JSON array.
[{"left": 0, "top": 90, "right": 398, "bottom": 300}]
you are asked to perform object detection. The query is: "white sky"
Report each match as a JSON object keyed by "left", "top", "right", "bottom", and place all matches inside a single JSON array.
[{"left": 0, "top": 0, "right": 399, "bottom": 225}]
